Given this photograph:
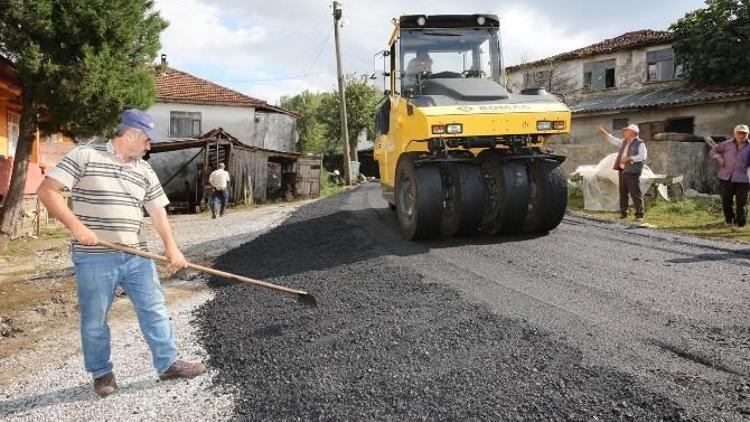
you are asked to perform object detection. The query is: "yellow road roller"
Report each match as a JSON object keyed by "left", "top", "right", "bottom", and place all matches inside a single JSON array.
[{"left": 374, "top": 14, "right": 571, "bottom": 240}]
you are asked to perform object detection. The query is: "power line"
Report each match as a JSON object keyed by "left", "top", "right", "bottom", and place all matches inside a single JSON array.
[
  {"left": 209, "top": 72, "right": 329, "bottom": 83},
  {"left": 294, "top": 28, "right": 334, "bottom": 91}
]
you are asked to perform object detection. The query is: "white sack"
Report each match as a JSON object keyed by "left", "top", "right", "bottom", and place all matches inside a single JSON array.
[{"left": 572, "top": 153, "right": 664, "bottom": 212}]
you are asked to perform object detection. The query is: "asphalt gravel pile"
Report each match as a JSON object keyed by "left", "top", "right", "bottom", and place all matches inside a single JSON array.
[{"left": 197, "top": 190, "right": 691, "bottom": 420}]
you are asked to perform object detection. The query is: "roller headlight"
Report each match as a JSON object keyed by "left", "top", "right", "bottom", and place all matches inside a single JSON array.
[
  {"left": 537, "top": 121, "right": 553, "bottom": 131},
  {"left": 446, "top": 123, "right": 463, "bottom": 134},
  {"left": 537, "top": 120, "right": 565, "bottom": 131},
  {"left": 433, "top": 123, "right": 463, "bottom": 134}
]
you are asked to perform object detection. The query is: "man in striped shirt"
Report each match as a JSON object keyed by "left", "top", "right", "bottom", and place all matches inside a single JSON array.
[{"left": 37, "top": 109, "right": 205, "bottom": 397}]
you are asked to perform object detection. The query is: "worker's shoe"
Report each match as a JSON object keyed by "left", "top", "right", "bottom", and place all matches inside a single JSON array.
[
  {"left": 93, "top": 372, "right": 117, "bottom": 397},
  {"left": 159, "top": 360, "right": 206, "bottom": 381}
]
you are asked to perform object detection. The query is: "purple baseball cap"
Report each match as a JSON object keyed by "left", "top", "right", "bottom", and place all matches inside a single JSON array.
[{"left": 119, "top": 109, "right": 161, "bottom": 142}]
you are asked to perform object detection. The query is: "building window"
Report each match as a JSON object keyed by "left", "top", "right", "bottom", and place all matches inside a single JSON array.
[
  {"left": 583, "top": 71, "right": 592, "bottom": 91},
  {"left": 605, "top": 68, "right": 615, "bottom": 88},
  {"left": 583, "top": 59, "right": 616, "bottom": 91},
  {"left": 169, "top": 111, "right": 201, "bottom": 137},
  {"left": 612, "top": 118, "right": 629, "bottom": 130},
  {"left": 7, "top": 111, "right": 20, "bottom": 156},
  {"left": 665, "top": 117, "right": 694, "bottom": 134},
  {"left": 647, "top": 48, "right": 680, "bottom": 82}
]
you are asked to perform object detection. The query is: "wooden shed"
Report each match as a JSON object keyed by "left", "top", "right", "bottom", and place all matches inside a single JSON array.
[{"left": 147, "top": 128, "right": 320, "bottom": 213}]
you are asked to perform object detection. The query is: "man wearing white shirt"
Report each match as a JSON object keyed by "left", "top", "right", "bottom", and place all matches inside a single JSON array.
[
  {"left": 597, "top": 124, "right": 648, "bottom": 220},
  {"left": 208, "top": 163, "right": 230, "bottom": 218}
]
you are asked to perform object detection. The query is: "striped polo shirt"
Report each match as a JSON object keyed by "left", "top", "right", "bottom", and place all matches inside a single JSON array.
[{"left": 47, "top": 141, "right": 169, "bottom": 253}]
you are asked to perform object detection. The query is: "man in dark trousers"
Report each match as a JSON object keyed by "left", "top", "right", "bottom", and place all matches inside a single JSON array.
[
  {"left": 597, "top": 124, "right": 648, "bottom": 220},
  {"left": 710, "top": 124, "right": 750, "bottom": 227}
]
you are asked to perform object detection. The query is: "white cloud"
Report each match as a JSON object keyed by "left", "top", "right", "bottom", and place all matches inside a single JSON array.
[
  {"left": 498, "top": 7, "right": 595, "bottom": 66},
  {"left": 154, "top": 0, "right": 705, "bottom": 103},
  {"left": 155, "top": 0, "right": 267, "bottom": 70}
]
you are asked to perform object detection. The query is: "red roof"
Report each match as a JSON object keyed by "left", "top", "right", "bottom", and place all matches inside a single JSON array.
[
  {"left": 507, "top": 30, "right": 672, "bottom": 72},
  {"left": 154, "top": 66, "right": 298, "bottom": 117}
]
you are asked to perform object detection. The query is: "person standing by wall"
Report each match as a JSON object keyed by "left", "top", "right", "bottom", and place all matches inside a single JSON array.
[
  {"left": 208, "top": 162, "right": 230, "bottom": 218},
  {"left": 597, "top": 124, "right": 648, "bottom": 221},
  {"left": 37, "top": 109, "right": 206, "bottom": 397},
  {"left": 710, "top": 125, "right": 750, "bottom": 227}
]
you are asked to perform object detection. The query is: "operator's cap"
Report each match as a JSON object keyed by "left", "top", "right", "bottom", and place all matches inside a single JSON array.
[
  {"left": 119, "top": 109, "right": 161, "bottom": 142},
  {"left": 621, "top": 123, "right": 640, "bottom": 134},
  {"left": 735, "top": 124, "right": 749, "bottom": 133}
]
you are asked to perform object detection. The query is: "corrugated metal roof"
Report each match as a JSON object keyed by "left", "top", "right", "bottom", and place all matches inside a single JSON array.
[
  {"left": 149, "top": 127, "right": 301, "bottom": 158},
  {"left": 569, "top": 86, "right": 750, "bottom": 114}
]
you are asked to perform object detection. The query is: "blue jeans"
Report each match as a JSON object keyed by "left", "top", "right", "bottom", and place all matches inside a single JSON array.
[
  {"left": 73, "top": 251, "right": 177, "bottom": 379},
  {"left": 212, "top": 188, "right": 228, "bottom": 216}
]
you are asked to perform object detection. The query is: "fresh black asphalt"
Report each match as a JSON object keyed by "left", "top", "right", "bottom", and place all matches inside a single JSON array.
[{"left": 197, "top": 183, "right": 750, "bottom": 420}]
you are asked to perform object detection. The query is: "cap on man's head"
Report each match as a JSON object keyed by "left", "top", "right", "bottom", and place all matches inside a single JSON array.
[
  {"left": 119, "top": 109, "right": 161, "bottom": 142},
  {"left": 735, "top": 124, "right": 749, "bottom": 134},
  {"left": 621, "top": 123, "right": 640, "bottom": 134}
]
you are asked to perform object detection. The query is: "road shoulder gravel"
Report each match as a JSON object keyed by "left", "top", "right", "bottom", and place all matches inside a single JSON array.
[{"left": 0, "top": 201, "right": 308, "bottom": 421}]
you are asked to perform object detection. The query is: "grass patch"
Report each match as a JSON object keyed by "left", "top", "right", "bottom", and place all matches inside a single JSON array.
[
  {"left": 320, "top": 171, "right": 348, "bottom": 198},
  {"left": 567, "top": 188, "right": 750, "bottom": 243},
  {"left": 2, "top": 227, "right": 69, "bottom": 258}
]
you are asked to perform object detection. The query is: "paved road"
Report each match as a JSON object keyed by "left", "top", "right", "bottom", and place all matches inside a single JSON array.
[{"left": 199, "top": 183, "right": 750, "bottom": 420}]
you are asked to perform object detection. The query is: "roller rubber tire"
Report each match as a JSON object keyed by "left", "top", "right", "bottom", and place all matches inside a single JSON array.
[
  {"left": 395, "top": 154, "right": 442, "bottom": 240},
  {"left": 522, "top": 159, "right": 567, "bottom": 233},
  {"left": 480, "top": 156, "right": 530, "bottom": 235},
  {"left": 440, "top": 163, "right": 485, "bottom": 237}
]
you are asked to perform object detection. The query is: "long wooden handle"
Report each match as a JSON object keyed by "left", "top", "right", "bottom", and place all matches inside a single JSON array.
[{"left": 96, "top": 240, "right": 307, "bottom": 296}]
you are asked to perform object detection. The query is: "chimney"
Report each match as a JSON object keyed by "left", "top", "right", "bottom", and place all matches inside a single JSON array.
[{"left": 160, "top": 53, "right": 168, "bottom": 66}]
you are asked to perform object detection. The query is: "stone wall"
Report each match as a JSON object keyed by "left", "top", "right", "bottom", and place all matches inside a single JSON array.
[
  {"left": 548, "top": 100, "right": 750, "bottom": 193},
  {"left": 507, "top": 43, "right": 674, "bottom": 95}
]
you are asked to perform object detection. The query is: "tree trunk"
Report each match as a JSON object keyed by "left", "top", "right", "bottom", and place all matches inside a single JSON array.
[
  {"left": 348, "top": 134, "right": 358, "bottom": 162},
  {"left": 0, "top": 88, "right": 37, "bottom": 251}
]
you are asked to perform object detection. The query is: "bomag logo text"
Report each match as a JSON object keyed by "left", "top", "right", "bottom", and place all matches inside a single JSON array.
[
  {"left": 455, "top": 104, "right": 535, "bottom": 113},
  {"left": 477, "top": 104, "right": 533, "bottom": 111}
]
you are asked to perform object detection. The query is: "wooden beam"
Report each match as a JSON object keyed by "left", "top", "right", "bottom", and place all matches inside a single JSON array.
[{"left": 0, "top": 80, "right": 22, "bottom": 96}]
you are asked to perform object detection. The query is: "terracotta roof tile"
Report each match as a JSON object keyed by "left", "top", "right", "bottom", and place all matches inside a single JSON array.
[
  {"left": 155, "top": 66, "right": 265, "bottom": 107},
  {"left": 507, "top": 30, "right": 672, "bottom": 72}
]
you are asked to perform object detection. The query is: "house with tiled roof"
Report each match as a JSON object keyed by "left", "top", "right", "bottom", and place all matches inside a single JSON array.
[
  {"left": 506, "top": 30, "right": 750, "bottom": 192},
  {"left": 148, "top": 56, "right": 299, "bottom": 153}
]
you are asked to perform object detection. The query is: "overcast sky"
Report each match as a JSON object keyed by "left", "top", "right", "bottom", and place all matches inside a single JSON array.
[{"left": 152, "top": 0, "right": 707, "bottom": 104}]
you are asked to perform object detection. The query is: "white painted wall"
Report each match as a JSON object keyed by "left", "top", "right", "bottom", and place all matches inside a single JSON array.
[
  {"left": 252, "top": 112, "right": 297, "bottom": 152},
  {"left": 148, "top": 102, "right": 256, "bottom": 145}
]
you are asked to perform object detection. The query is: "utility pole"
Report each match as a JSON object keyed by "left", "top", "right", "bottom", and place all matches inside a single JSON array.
[{"left": 332, "top": 0, "right": 351, "bottom": 185}]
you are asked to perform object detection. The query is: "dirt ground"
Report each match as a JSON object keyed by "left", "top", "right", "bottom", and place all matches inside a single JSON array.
[{"left": 0, "top": 201, "right": 309, "bottom": 389}]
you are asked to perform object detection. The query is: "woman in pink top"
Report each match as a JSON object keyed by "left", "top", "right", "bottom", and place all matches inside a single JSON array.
[{"left": 710, "top": 125, "right": 750, "bottom": 227}]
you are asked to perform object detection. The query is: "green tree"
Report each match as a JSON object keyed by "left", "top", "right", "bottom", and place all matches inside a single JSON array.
[
  {"left": 0, "top": 0, "right": 167, "bottom": 250},
  {"left": 670, "top": 0, "right": 750, "bottom": 86},
  {"left": 280, "top": 90, "right": 327, "bottom": 154},
  {"left": 318, "top": 74, "right": 382, "bottom": 161}
]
